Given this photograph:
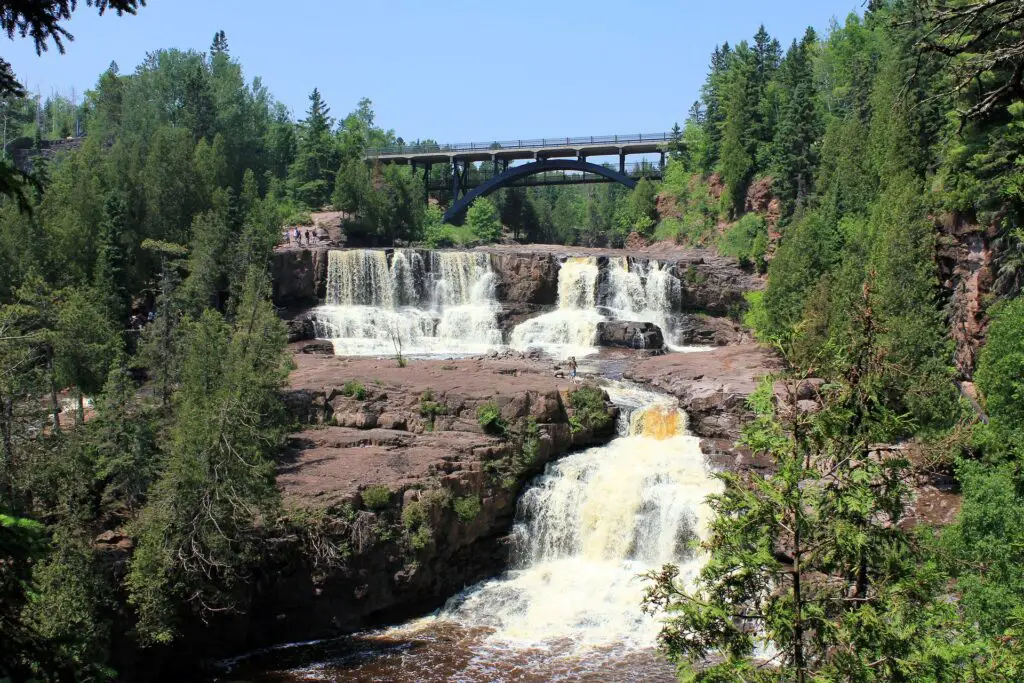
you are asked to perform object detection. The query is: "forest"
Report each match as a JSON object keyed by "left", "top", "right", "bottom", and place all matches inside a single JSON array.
[{"left": 0, "top": 0, "right": 1023, "bottom": 681}]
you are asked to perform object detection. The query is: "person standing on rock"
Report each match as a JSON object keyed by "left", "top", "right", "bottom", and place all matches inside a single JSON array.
[
  {"left": 569, "top": 356, "right": 579, "bottom": 384},
  {"left": 293, "top": 227, "right": 301, "bottom": 246},
  {"left": 304, "top": 229, "right": 311, "bottom": 245}
]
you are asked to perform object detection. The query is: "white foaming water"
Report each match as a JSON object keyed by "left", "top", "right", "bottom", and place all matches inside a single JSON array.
[
  {"left": 510, "top": 257, "right": 605, "bottom": 359},
  {"left": 315, "top": 249, "right": 502, "bottom": 355},
  {"left": 511, "top": 255, "right": 697, "bottom": 357},
  {"left": 417, "top": 397, "right": 720, "bottom": 654}
]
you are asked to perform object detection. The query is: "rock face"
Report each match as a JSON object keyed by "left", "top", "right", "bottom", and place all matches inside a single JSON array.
[
  {"left": 271, "top": 247, "right": 329, "bottom": 308},
  {"left": 596, "top": 321, "right": 665, "bottom": 350},
  {"left": 675, "top": 314, "right": 749, "bottom": 346},
  {"left": 200, "top": 351, "right": 619, "bottom": 656},
  {"left": 936, "top": 212, "right": 997, "bottom": 378}
]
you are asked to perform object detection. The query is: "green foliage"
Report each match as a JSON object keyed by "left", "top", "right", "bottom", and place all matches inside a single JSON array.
[
  {"left": 476, "top": 401, "right": 505, "bottom": 435},
  {"left": 453, "top": 496, "right": 481, "bottom": 523},
  {"left": 361, "top": 485, "right": 391, "bottom": 511},
  {"left": 974, "top": 297, "right": 1024, "bottom": 453},
  {"left": 419, "top": 389, "right": 447, "bottom": 431},
  {"left": 342, "top": 380, "right": 367, "bottom": 400},
  {"left": 568, "top": 385, "right": 611, "bottom": 434},
  {"left": 401, "top": 499, "right": 432, "bottom": 550},
  {"left": 465, "top": 196, "right": 502, "bottom": 244},
  {"left": 126, "top": 273, "right": 288, "bottom": 645},
  {"left": 717, "top": 212, "right": 767, "bottom": 270}
]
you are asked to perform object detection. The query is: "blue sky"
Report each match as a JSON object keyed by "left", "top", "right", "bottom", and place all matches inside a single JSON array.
[{"left": 7, "top": 0, "right": 861, "bottom": 143}]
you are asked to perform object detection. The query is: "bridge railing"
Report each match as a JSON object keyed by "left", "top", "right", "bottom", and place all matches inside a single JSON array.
[{"left": 366, "top": 132, "right": 673, "bottom": 157}]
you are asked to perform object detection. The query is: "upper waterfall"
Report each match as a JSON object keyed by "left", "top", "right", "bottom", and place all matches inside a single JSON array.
[
  {"left": 511, "top": 254, "right": 688, "bottom": 357},
  {"left": 315, "top": 249, "right": 501, "bottom": 355}
]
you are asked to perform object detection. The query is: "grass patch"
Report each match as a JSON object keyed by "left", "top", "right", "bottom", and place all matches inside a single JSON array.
[
  {"left": 361, "top": 485, "right": 391, "bottom": 511},
  {"left": 419, "top": 389, "right": 447, "bottom": 431}
]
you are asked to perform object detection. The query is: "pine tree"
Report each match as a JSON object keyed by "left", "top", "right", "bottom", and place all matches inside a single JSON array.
[
  {"left": 209, "top": 30, "right": 228, "bottom": 56},
  {"left": 771, "top": 29, "right": 819, "bottom": 212},
  {"left": 92, "top": 192, "right": 129, "bottom": 326},
  {"left": 289, "top": 88, "right": 337, "bottom": 207},
  {"left": 718, "top": 42, "right": 757, "bottom": 213}
]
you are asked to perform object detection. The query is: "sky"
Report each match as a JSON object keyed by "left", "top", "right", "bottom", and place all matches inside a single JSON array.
[{"left": 6, "top": 0, "right": 862, "bottom": 143}]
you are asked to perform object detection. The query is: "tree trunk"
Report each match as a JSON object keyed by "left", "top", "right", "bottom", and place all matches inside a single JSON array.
[
  {"left": 792, "top": 512, "right": 805, "bottom": 683},
  {"left": 76, "top": 391, "right": 84, "bottom": 425}
]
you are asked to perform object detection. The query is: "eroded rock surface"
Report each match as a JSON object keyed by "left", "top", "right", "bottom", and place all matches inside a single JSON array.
[{"left": 230, "top": 351, "right": 618, "bottom": 652}]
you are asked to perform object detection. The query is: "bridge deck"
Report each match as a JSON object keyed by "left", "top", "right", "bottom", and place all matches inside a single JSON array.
[{"left": 366, "top": 133, "right": 672, "bottom": 164}]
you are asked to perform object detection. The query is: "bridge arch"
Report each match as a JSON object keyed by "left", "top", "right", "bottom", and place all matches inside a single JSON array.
[{"left": 442, "top": 159, "right": 638, "bottom": 223}]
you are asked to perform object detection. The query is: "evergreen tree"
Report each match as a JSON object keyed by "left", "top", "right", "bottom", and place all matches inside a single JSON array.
[
  {"left": 209, "top": 29, "right": 228, "bottom": 56},
  {"left": 771, "top": 29, "right": 819, "bottom": 213},
  {"left": 289, "top": 88, "right": 337, "bottom": 207},
  {"left": 465, "top": 196, "right": 501, "bottom": 243}
]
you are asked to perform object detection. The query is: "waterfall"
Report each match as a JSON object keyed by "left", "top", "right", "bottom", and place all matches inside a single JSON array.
[
  {"left": 435, "top": 387, "right": 720, "bottom": 652},
  {"left": 603, "top": 257, "right": 685, "bottom": 348},
  {"left": 509, "top": 257, "right": 605, "bottom": 356},
  {"left": 315, "top": 249, "right": 501, "bottom": 355},
  {"left": 511, "top": 255, "right": 687, "bottom": 357}
]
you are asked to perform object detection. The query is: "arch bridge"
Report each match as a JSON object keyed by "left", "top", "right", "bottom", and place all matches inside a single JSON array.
[{"left": 364, "top": 133, "right": 672, "bottom": 223}]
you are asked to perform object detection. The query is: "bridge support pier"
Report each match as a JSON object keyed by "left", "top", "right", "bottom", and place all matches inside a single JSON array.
[{"left": 619, "top": 152, "right": 626, "bottom": 174}]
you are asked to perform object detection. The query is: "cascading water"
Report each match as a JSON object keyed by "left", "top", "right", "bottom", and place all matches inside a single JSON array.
[
  {"left": 314, "top": 249, "right": 502, "bottom": 355},
  {"left": 218, "top": 383, "right": 719, "bottom": 682},
  {"left": 434, "top": 385, "right": 718, "bottom": 654},
  {"left": 511, "top": 255, "right": 690, "bottom": 357},
  {"left": 604, "top": 257, "right": 687, "bottom": 349},
  {"left": 509, "top": 256, "right": 605, "bottom": 357}
]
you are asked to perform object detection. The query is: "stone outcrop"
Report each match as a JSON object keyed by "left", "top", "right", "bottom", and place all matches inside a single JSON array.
[
  {"left": 675, "top": 314, "right": 749, "bottom": 346},
  {"left": 206, "top": 351, "right": 619, "bottom": 655},
  {"left": 596, "top": 321, "right": 665, "bottom": 350},
  {"left": 936, "top": 212, "right": 997, "bottom": 378},
  {"left": 271, "top": 247, "right": 329, "bottom": 308}
]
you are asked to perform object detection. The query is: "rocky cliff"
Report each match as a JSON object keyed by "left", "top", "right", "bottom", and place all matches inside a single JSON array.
[{"left": 198, "top": 351, "right": 619, "bottom": 656}]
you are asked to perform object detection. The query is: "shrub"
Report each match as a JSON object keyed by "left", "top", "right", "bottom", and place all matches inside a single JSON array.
[
  {"left": 361, "top": 485, "right": 391, "bottom": 511},
  {"left": 569, "top": 385, "right": 612, "bottom": 433},
  {"left": 476, "top": 401, "right": 505, "bottom": 434},
  {"left": 454, "top": 495, "right": 482, "bottom": 523},
  {"left": 466, "top": 197, "right": 502, "bottom": 243},
  {"left": 520, "top": 418, "right": 540, "bottom": 466},
  {"left": 342, "top": 380, "right": 367, "bottom": 400},
  {"left": 419, "top": 389, "right": 447, "bottom": 431},
  {"left": 718, "top": 213, "right": 768, "bottom": 271},
  {"left": 402, "top": 500, "right": 433, "bottom": 550}
]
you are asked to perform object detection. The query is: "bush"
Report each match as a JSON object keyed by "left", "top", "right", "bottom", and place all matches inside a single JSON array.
[
  {"left": 718, "top": 213, "right": 768, "bottom": 271},
  {"left": 454, "top": 495, "right": 482, "bottom": 523},
  {"left": 342, "top": 380, "right": 367, "bottom": 400},
  {"left": 465, "top": 197, "right": 502, "bottom": 243},
  {"left": 569, "top": 385, "right": 612, "bottom": 433},
  {"left": 361, "top": 485, "right": 391, "bottom": 511},
  {"left": 419, "top": 389, "right": 447, "bottom": 431},
  {"left": 402, "top": 500, "right": 432, "bottom": 550},
  {"left": 476, "top": 401, "right": 505, "bottom": 434}
]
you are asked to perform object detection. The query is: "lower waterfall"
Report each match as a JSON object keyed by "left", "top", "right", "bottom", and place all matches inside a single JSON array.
[
  {"left": 433, "top": 385, "right": 718, "bottom": 654},
  {"left": 314, "top": 249, "right": 502, "bottom": 355},
  {"left": 218, "top": 383, "right": 718, "bottom": 682}
]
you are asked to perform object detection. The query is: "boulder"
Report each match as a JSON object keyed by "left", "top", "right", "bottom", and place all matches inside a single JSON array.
[
  {"left": 285, "top": 313, "right": 316, "bottom": 343},
  {"left": 595, "top": 321, "right": 665, "bottom": 350},
  {"left": 675, "top": 314, "right": 746, "bottom": 346}
]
